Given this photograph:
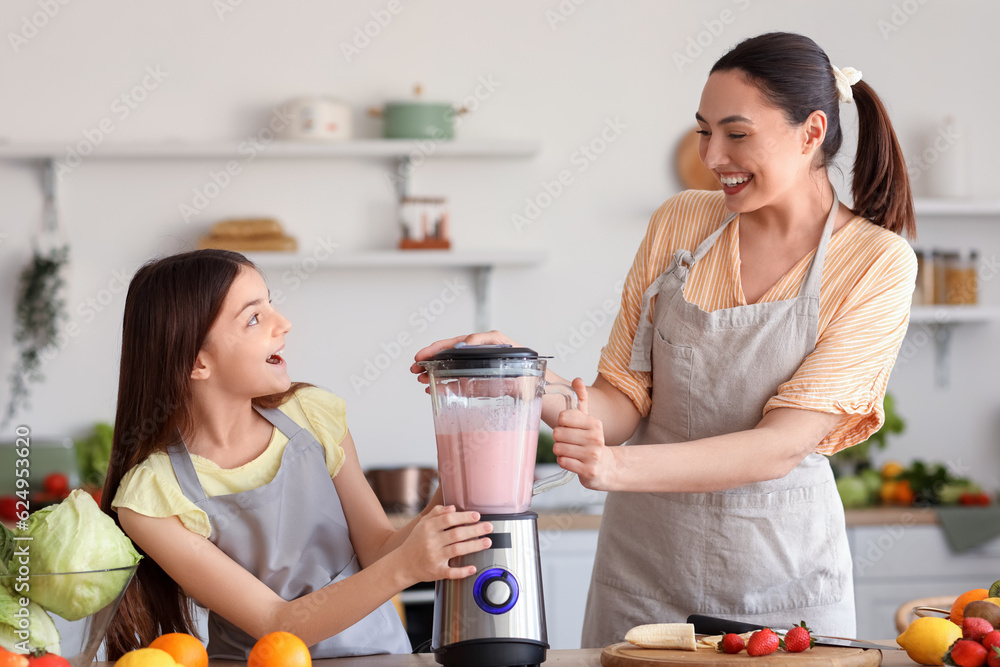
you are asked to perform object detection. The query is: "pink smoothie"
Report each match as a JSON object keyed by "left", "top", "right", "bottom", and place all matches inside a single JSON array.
[{"left": 435, "top": 430, "right": 538, "bottom": 514}]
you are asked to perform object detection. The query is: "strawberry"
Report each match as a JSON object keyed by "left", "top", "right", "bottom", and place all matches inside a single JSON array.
[
  {"left": 782, "top": 621, "right": 814, "bottom": 652},
  {"left": 746, "top": 628, "right": 780, "bottom": 657},
  {"left": 944, "top": 639, "right": 987, "bottom": 667},
  {"left": 718, "top": 633, "right": 745, "bottom": 654},
  {"left": 966, "top": 617, "right": 995, "bottom": 642},
  {"left": 984, "top": 631, "right": 1000, "bottom": 655},
  {"left": 988, "top": 646, "right": 1000, "bottom": 667}
]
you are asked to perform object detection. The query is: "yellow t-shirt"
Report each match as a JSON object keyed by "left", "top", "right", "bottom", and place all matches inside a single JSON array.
[
  {"left": 111, "top": 386, "right": 347, "bottom": 538},
  {"left": 598, "top": 190, "right": 917, "bottom": 455}
]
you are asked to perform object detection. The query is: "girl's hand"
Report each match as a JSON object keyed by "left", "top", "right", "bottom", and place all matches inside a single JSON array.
[
  {"left": 410, "top": 331, "right": 521, "bottom": 388},
  {"left": 399, "top": 505, "right": 493, "bottom": 582},
  {"left": 551, "top": 378, "right": 619, "bottom": 491}
]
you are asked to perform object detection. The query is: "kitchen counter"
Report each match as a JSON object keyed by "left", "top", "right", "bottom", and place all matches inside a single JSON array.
[
  {"left": 388, "top": 507, "right": 940, "bottom": 531},
  {"left": 92, "top": 642, "right": 920, "bottom": 665}
]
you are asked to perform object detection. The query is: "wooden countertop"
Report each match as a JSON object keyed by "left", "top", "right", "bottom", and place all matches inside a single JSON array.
[
  {"left": 388, "top": 507, "right": 940, "bottom": 531},
  {"left": 92, "top": 642, "right": 919, "bottom": 665}
]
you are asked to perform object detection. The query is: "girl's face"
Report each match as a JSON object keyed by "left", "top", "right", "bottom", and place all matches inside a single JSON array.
[
  {"left": 696, "top": 70, "right": 823, "bottom": 212},
  {"left": 194, "top": 266, "right": 292, "bottom": 399}
]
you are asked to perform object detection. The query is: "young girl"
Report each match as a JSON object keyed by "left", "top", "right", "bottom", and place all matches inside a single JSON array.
[{"left": 102, "top": 249, "right": 492, "bottom": 660}]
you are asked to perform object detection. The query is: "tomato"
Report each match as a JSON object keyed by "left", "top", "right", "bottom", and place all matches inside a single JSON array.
[
  {"left": 0, "top": 496, "right": 19, "bottom": 522},
  {"left": 0, "top": 647, "right": 29, "bottom": 667},
  {"left": 27, "top": 654, "right": 70, "bottom": 667},
  {"left": 42, "top": 473, "right": 70, "bottom": 498}
]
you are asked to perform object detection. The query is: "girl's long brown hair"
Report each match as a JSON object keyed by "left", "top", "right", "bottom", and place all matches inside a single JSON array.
[
  {"left": 711, "top": 32, "right": 916, "bottom": 238},
  {"left": 101, "top": 249, "right": 306, "bottom": 658}
]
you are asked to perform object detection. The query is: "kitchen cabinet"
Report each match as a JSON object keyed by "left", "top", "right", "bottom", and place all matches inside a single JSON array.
[
  {"left": 908, "top": 198, "right": 1000, "bottom": 386},
  {"left": 0, "top": 139, "right": 543, "bottom": 330}
]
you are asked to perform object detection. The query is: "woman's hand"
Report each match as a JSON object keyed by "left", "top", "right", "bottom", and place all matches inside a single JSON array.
[
  {"left": 410, "top": 331, "right": 521, "bottom": 388},
  {"left": 551, "top": 378, "right": 620, "bottom": 491},
  {"left": 397, "top": 505, "right": 493, "bottom": 582}
]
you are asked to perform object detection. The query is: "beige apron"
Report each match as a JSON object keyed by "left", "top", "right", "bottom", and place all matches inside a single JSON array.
[{"left": 581, "top": 195, "right": 855, "bottom": 648}]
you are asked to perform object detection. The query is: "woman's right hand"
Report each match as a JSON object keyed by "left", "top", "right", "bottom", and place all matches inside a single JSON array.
[
  {"left": 410, "top": 331, "right": 521, "bottom": 388},
  {"left": 397, "top": 505, "right": 493, "bottom": 582}
]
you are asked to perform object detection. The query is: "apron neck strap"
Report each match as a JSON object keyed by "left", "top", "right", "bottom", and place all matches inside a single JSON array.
[{"left": 798, "top": 188, "right": 839, "bottom": 298}]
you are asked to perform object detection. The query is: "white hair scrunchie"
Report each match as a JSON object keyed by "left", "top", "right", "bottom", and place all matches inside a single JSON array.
[{"left": 832, "top": 65, "right": 863, "bottom": 104}]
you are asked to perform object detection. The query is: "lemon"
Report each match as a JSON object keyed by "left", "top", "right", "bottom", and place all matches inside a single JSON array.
[
  {"left": 115, "top": 648, "right": 183, "bottom": 667},
  {"left": 986, "top": 597, "right": 1000, "bottom": 607},
  {"left": 896, "top": 617, "right": 963, "bottom": 666}
]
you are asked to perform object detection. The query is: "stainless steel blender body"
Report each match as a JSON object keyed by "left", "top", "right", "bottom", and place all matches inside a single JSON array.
[
  {"left": 432, "top": 513, "right": 546, "bottom": 667},
  {"left": 419, "top": 346, "right": 578, "bottom": 667}
]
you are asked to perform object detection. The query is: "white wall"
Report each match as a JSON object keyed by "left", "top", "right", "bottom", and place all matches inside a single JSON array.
[{"left": 1, "top": 0, "right": 998, "bottom": 487}]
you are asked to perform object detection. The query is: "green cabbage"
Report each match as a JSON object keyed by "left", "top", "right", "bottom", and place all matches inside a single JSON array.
[
  {"left": 16, "top": 489, "right": 140, "bottom": 621},
  {"left": 0, "top": 582, "right": 60, "bottom": 655}
]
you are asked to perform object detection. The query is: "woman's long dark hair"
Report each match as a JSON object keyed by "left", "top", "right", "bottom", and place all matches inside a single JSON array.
[
  {"left": 711, "top": 32, "right": 916, "bottom": 238},
  {"left": 101, "top": 249, "right": 306, "bottom": 658}
]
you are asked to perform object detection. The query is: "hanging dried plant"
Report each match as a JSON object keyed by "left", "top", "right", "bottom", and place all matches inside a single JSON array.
[{"left": 4, "top": 244, "right": 69, "bottom": 426}]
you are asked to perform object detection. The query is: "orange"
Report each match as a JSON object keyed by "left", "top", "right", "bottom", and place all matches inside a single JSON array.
[
  {"left": 894, "top": 479, "right": 915, "bottom": 505},
  {"left": 149, "top": 633, "right": 208, "bottom": 667},
  {"left": 950, "top": 588, "right": 989, "bottom": 625},
  {"left": 249, "top": 631, "right": 311, "bottom": 667}
]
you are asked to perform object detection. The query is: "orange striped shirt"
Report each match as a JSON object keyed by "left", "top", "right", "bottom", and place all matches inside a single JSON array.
[{"left": 598, "top": 190, "right": 917, "bottom": 455}]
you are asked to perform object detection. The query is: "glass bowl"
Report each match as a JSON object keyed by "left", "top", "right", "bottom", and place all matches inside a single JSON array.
[{"left": 0, "top": 564, "right": 138, "bottom": 667}]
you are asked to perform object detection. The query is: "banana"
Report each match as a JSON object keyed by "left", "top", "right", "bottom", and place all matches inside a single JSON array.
[{"left": 624, "top": 623, "right": 697, "bottom": 650}]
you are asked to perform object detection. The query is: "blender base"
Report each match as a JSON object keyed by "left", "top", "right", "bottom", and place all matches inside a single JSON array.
[{"left": 434, "top": 637, "right": 546, "bottom": 667}]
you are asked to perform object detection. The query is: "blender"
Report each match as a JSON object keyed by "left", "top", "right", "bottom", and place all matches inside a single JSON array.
[{"left": 419, "top": 344, "right": 577, "bottom": 667}]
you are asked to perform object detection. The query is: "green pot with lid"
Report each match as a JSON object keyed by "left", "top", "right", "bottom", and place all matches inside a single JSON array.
[{"left": 369, "top": 84, "right": 467, "bottom": 140}]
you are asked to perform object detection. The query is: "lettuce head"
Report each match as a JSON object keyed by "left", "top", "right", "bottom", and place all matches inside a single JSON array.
[
  {"left": 16, "top": 489, "right": 140, "bottom": 621},
  {"left": 0, "top": 584, "right": 60, "bottom": 655}
]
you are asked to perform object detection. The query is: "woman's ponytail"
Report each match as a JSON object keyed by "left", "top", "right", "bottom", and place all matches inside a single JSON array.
[{"left": 850, "top": 80, "right": 916, "bottom": 237}]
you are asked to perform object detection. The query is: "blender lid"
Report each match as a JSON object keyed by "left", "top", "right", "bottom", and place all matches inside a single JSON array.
[{"left": 429, "top": 343, "right": 544, "bottom": 361}]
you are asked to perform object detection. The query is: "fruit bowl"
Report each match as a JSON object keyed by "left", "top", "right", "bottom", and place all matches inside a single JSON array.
[{"left": 0, "top": 564, "right": 138, "bottom": 667}]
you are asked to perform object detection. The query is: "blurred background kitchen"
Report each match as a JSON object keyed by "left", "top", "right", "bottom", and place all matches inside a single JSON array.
[{"left": 1, "top": 0, "right": 998, "bottom": 647}]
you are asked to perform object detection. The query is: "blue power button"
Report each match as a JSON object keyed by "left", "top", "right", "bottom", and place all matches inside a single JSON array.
[{"left": 472, "top": 568, "right": 519, "bottom": 615}]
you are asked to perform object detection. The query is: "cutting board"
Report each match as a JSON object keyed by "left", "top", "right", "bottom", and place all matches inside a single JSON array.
[{"left": 601, "top": 642, "right": 882, "bottom": 666}]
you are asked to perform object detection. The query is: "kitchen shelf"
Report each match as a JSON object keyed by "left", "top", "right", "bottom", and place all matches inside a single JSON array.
[
  {"left": 0, "top": 139, "right": 543, "bottom": 332},
  {"left": 908, "top": 305, "right": 1000, "bottom": 387},
  {"left": 909, "top": 304, "right": 1000, "bottom": 323},
  {"left": 247, "top": 250, "right": 547, "bottom": 332},
  {"left": 913, "top": 198, "right": 1000, "bottom": 217},
  {"left": 0, "top": 139, "right": 541, "bottom": 161}
]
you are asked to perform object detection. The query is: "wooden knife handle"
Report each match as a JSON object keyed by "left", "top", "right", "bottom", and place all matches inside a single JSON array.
[{"left": 687, "top": 614, "right": 768, "bottom": 636}]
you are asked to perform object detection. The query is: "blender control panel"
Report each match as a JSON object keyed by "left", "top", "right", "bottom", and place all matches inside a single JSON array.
[{"left": 473, "top": 567, "right": 519, "bottom": 614}]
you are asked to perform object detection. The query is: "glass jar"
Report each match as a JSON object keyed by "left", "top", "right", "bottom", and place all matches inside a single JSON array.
[{"left": 944, "top": 250, "right": 978, "bottom": 305}]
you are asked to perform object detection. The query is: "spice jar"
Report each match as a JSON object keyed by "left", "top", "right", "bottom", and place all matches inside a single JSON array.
[
  {"left": 933, "top": 250, "right": 953, "bottom": 304},
  {"left": 944, "top": 250, "right": 978, "bottom": 305}
]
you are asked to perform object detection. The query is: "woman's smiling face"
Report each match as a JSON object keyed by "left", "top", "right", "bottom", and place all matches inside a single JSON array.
[{"left": 696, "top": 70, "right": 823, "bottom": 212}]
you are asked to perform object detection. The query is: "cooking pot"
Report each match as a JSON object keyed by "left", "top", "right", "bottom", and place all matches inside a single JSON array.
[
  {"left": 365, "top": 466, "right": 438, "bottom": 514},
  {"left": 369, "top": 85, "right": 467, "bottom": 140}
]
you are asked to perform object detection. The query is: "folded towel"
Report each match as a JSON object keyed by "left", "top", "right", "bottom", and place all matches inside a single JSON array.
[{"left": 935, "top": 506, "right": 1000, "bottom": 553}]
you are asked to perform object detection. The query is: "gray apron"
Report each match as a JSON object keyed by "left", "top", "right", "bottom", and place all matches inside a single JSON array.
[
  {"left": 168, "top": 406, "right": 411, "bottom": 659},
  {"left": 581, "top": 194, "right": 855, "bottom": 648}
]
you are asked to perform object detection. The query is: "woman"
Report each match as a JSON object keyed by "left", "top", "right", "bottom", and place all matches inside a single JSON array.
[{"left": 412, "top": 32, "right": 916, "bottom": 646}]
